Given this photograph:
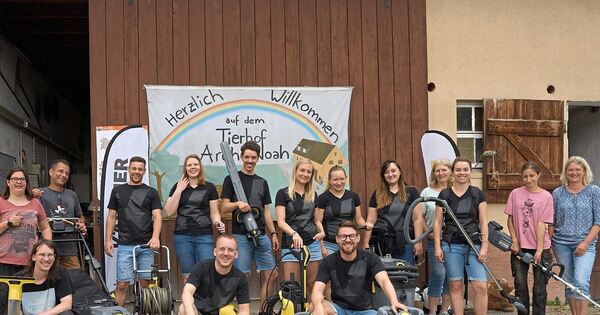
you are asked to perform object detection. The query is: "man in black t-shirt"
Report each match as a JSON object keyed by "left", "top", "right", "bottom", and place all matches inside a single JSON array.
[
  {"left": 220, "top": 141, "right": 278, "bottom": 306},
  {"left": 179, "top": 234, "right": 250, "bottom": 315},
  {"left": 104, "top": 156, "right": 163, "bottom": 306},
  {"left": 311, "top": 221, "right": 407, "bottom": 315}
]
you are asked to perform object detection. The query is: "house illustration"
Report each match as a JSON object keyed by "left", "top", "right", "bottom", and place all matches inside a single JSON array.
[{"left": 292, "top": 139, "right": 347, "bottom": 184}]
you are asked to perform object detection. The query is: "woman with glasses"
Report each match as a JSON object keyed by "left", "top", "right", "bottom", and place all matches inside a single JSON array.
[
  {"left": 165, "top": 154, "right": 225, "bottom": 282},
  {"left": 275, "top": 159, "right": 321, "bottom": 297},
  {"left": 0, "top": 167, "right": 52, "bottom": 313},
  {"left": 367, "top": 160, "right": 424, "bottom": 265},
  {"left": 315, "top": 165, "right": 368, "bottom": 256},
  {"left": 19, "top": 239, "right": 73, "bottom": 315}
]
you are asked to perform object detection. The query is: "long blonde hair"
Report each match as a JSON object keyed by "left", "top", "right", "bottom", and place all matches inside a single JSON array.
[
  {"left": 375, "top": 160, "right": 407, "bottom": 208},
  {"left": 287, "top": 159, "right": 316, "bottom": 203},
  {"left": 560, "top": 156, "right": 594, "bottom": 185},
  {"left": 428, "top": 158, "right": 453, "bottom": 189}
]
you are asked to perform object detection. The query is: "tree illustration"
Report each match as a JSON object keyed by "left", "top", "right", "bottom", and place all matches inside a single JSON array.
[{"left": 149, "top": 150, "right": 181, "bottom": 203}]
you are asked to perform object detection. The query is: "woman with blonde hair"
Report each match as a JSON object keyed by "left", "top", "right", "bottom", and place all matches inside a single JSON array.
[
  {"left": 275, "top": 159, "right": 322, "bottom": 297},
  {"left": 165, "top": 154, "right": 225, "bottom": 282},
  {"left": 421, "top": 158, "right": 452, "bottom": 315},
  {"left": 552, "top": 156, "right": 600, "bottom": 315},
  {"left": 315, "top": 165, "right": 367, "bottom": 255}
]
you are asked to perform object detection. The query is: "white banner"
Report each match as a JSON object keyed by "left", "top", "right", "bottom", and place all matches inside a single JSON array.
[
  {"left": 421, "top": 130, "right": 460, "bottom": 179},
  {"left": 146, "top": 86, "right": 353, "bottom": 208},
  {"left": 98, "top": 125, "right": 149, "bottom": 292}
]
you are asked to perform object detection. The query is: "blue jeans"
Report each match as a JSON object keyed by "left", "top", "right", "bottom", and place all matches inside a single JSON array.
[
  {"left": 281, "top": 241, "right": 323, "bottom": 262},
  {"left": 441, "top": 242, "right": 487, "bottom": 282},
  {"left": 553, "top": 241, "right": 596, "bottom": 300},
  {"left": 330, "top": 301, "right": 376, "bottom": 315},
  {"left": 427, "top": 241, "right": 448, "bottom": 297},
  {"left": 116, "top": 245, "right": 154, "bottom": 282},
  {"left": 323, "top": 241, "right": 339, "bottom": 255},
  {"left": 233, "top": 234, "right": 276, "bottom": 273},
  {"left": 174, "top": 234, "right": 215, "bottom": 274}
]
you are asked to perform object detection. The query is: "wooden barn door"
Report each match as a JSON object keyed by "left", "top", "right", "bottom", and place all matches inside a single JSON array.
[{"left": 483, "top": 99, "right": 565, "bottom": 203}]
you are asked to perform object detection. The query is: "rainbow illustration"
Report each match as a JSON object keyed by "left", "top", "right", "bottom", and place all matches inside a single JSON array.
[{"left": 154, "top": 99, "right": 332, "bottom": 151}]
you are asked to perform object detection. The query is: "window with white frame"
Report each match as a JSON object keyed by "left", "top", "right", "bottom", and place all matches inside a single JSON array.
[{"left": 456, "top": 101, "right": 483, "bottom": 168}]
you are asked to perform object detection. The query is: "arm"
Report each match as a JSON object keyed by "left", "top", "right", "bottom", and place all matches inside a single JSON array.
[
  {"left": 165, "top": 176, "right": 188, "bottom": 217},
  {"left": 263, "top": 205, "right": 279, "bottom": 251},
  {"left": 181, "top": 283, "right": 198, "bottom": 315},
  {"left": 209, "top": 200, "right": 225, "bottom": 233},
  {"left": 147, "top": 209, "right": 162, "bottom": 249},
  {"left": 40, "top": 222, "right": 53, "bottom": 240},
  {"left": 374, "top": 271, "right": 408, "bottom": 313},
  {"left": 276, "top": 205, "right": 302, "bottom": 249},
  {"left": 314, "top": 208, "right": 328, "bottom": 256},
  {"left": 506, "top": 215, "right": 520, "bottom": 254},
  {"left": 39, "top": 294, "right": 72, "bottom": 315},
  {"left": 477, "top": 201, "right": 489, "bottom": 261},
  {"left": 411, "top": 203, "right": 424, "bottom": 257},
  {"left": 354, "top": 206, "right": 371, "bottom": 248},
  {"left": 433, "top": 206, "right": 444, "bottom": 262},
  {"left": 238, "top": 303, "right": 250, "bottom": 315},
  {"left": 534, "top": 221, "right": 546, "bottom": 263},
  {"left": 220, "top": 198, "right": 250, "bottom": 214},
  {"left": 104, "top": 209, "right": 117, "bottom": 256},
  {"left": 310, "top": 281, "right": 328, "bottom": 315}
]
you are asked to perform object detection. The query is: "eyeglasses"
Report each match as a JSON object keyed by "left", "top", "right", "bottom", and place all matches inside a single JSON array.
[
  {"left": 9, "top": 177, "right": 26, "bottom": 183},
  {"left": 36, "top": 253, "right": 55, "bottom": 259},
  {"left": 336, "top": 233, "right": 359, "bottom": 241}
]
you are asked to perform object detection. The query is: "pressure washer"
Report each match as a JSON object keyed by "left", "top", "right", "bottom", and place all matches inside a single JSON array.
[{"left": 404, "top": 196, "right": 528, "bottom": 313}]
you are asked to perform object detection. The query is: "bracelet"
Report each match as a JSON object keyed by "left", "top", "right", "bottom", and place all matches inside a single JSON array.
[{"left": 291, "top": 231, "right": 298, "bottom": 237}]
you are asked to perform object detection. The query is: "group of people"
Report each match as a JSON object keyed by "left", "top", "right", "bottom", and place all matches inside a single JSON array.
[
  {"left": 0, "top": 159, "right": 86, "bottom": 314},
  {"left": 0, "top": 139, "right": 598, "bottom": 315}
]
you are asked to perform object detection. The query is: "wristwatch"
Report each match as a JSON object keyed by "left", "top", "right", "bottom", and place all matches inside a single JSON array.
[
  {"left": 6, "top": 221, "right": 14, "bottom": 227},
  {"left": 270, "top": 231, "right": 278, "bottom": 237}
]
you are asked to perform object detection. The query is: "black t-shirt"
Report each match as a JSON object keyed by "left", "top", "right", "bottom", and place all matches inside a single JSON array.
[
  {"left": 316, "top": 249, "right": 385, "bottom": 311},
  {"left": 438, "top": 186, "right": 486, "bottom": 244},
  {"left": 169, "top": 182, "right": 219, "bottom": 235},
  {"left": 368, "top": 186, "right": 420, "bottom": 233},
  {"left": 20, "top": 267, "right": 73, "bottom": 315},
  {"left": 315, "top": 190, "right": 361, "bottom": 242},
  {"left": 107, "top": 183, "right": 163, "bottom": 244},
  {"left": 275, "top": 188, "right": 318, "bottom": 247},
  {"left": 221, "top": 171, "right": 271, "bottom": 235},
  {"left": 186, "top": 260, "right": 250, "bottom": 315}
]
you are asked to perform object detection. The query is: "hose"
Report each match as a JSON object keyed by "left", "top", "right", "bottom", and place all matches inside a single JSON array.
[{"left": 139, "top": 286, "right": 171, "bottom": 315}]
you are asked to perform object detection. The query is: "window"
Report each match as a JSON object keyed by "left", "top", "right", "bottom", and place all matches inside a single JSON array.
[{"left": 457, "top": 101, "right": 483, "bottom": 168}]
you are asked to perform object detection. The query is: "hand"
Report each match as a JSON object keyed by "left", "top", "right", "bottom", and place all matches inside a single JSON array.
[
  {"left": 510, "top": 240, "right": 520, "bottom": 254},
  {"left": 534, "top": 250, "right": 543, "bottom": 264},
  {"left": 32, "top": 188, "right": 43, "bottom": 198},
  {"left": 9, "top": 212, "right": 22, "bottom": 227},
  {"left": 77, "top": 221, "right": 87, "bottom": 234},
  {"left": 389, "top": 300, "right": 408, "bottom": 314},
  {"left": 478, "top": 244, "right": 488, "bottom": 262},
  {"left": 147, "top": 237, "right": 160, "bottom": 250},
  {"left": 271, "top": 234, "right": 280, "bottom": 251},
  {"left": 321, "top": 243, "right": 328, "bottom": 257},
  {"left": 435, "top": 246, "right": 444, "bottom": 263},
  {"left": 104, "top": 241, "right": 114, "bottom": 257},
  {"left": 313, "top": 231, "right": 326, "bottom": 241},
  {"left": 292, "top": 232, "right": 303, "bottom": 249},
  {"left": 175, "top": 175, "right": 189, "bottom": 192},
  {"left": 575, "top": 240, "right": 590, "bottom": 257},
  {"left": 214, "top": 221, "right": 226, "bottom": 234},
  {"left": 413, "top": 242, "right": 423, "bottom": 257},
  {"left": 237, "top": 201, "right": 251, "bottom": 212},
  {"left": 365, "top": 222, "right": 373, "bottom": 231}
]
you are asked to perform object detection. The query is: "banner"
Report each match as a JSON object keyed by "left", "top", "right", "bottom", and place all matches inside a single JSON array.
[
  {"left": 146, "top": 86, "right": 352, "bottom": 209},
  {"left": 98, "top": 125, "right": 149, "bottom": 292},
  {"left": 421, "top": 130, "right": 460, "bottom": 180}
]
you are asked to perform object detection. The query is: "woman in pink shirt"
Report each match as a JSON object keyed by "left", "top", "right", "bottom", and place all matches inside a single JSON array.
[{"left": 505, "top": 161, "right": 554, "bottom": 315}]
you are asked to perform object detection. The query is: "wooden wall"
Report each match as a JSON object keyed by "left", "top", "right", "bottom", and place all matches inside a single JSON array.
[{"left": 90, "top": 0, "right": 428, "bottom": 296}]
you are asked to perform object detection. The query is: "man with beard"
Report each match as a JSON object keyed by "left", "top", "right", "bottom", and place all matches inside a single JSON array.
[
  {"left": 311, "top": 221, "right": 407, "bottom": 315},
  {"left": 220, "top": 140, "right": 279, "bottom": 306},
  {"left": 104, "top": 156, "right": 162, "bottom": 306},
  {"left": 179, "top": 234, "right": 250, "bottom": 315},
  {"left": 34, "top": 159, "right": 86, "bottom": 269}
]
